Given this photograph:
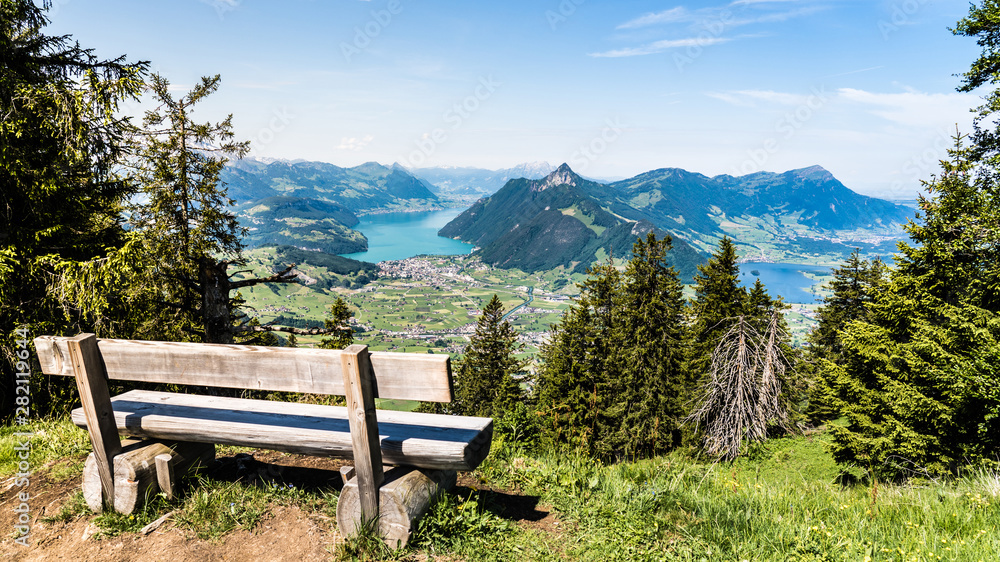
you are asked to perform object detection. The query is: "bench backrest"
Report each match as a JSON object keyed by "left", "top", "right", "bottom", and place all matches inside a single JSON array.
[{"left": 34, "top": 336, "right": 454, "bottom": 402}]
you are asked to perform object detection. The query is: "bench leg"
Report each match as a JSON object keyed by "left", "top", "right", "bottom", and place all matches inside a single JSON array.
[
  {"left": 67, "top": 333, "right": 122, "bottom": 510},
  {"left": 337, "top": 465, "right": 457, "bottom": 549},
  {"left": 82, "top": 440, "right": 214, "bottom": 514},
  {"left": 340, "top": 345, "right": 384, "bottom": 525}
]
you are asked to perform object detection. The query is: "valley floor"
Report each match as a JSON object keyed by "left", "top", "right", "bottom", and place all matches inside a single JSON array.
[{"left": 239, "top": 252, "right": 825, "bottom": 354}]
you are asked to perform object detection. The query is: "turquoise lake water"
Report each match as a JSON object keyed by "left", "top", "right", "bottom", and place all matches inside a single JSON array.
[
  {"left": 338, "top": 208, "right": 475, "bottom": 263},
  {"left": 737, "top": 262, "right": 832, "bottom": 304},
  {"left": 339, "top": 209, "right": 831, "bottom": 304}
]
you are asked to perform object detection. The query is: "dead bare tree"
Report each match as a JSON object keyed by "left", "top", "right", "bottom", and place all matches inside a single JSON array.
[{"left": 686, "top": 311, "right": 793, "bottom": 461}]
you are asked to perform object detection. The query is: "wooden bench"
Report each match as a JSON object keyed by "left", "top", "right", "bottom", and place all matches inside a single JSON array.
[{"left": 34, "top": 334, "right": 493, "bottom": 546}]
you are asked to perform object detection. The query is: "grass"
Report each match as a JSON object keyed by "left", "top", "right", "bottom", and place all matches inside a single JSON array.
[
  {"left": 463, "top": 431, "right": 1000, "bottom": 561},
  {"left": 0, "top": 417, "right": 91, "bottom": 478},
  {"left": 7, "top": 414, "right": 999, "bottom": 560}
]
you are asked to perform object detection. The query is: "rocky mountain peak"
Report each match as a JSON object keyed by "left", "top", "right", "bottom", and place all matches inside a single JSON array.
[{"left": 535, "top": 163, "right": 579, "bottom": 191}]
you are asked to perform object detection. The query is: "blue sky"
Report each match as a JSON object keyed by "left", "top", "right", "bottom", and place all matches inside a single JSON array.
[{"left": 47, "top": 0, "right": 983, "bottom": 199}]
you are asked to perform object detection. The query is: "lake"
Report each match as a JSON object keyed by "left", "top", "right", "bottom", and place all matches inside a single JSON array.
[
  {"left": 738, "top": 262, "right": 832, "bottom": 304},
  {"left": 338, "top": 208, "right": 475, "bottom": 263},
  {"left": 339, "top": 210, "right": 831, "bottom": 304}
]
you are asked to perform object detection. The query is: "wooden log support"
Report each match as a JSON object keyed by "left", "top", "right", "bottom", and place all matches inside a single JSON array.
[
  {"left": 67, "top": 333, "right": 122, "bottom": 508},
  {"left": 155, "top": 454, "right": 175, "bottom": 500},
  {"left": 337, "top": 465, "right": 457, "bottom": 548},
  {"left": 83, "top": 440, "right": 214, "bottom": 514},
  {"left": 340, "top": 344, "right": 384, "bottom": 526}
]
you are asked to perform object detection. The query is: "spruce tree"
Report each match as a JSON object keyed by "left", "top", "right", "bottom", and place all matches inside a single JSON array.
[
  {"left": 453, "top": 295, "right": 526, "bottom": 419},
  {"left": 537, "top": 260, "right": 621, "bottom": 457},
  {"left": 1, "top": 0, "right": 148, "bottom": 417},
  {"left": 825, "top": 133, "right": 1000, "bottom": 477},
  {"left": 537, "top": 234, "right": 688, "bottom": 460},
  {"left": 806, "top": 251, "right": 887, "bottom": 420},
  {"left": 132, "top": 74, "right": 297, "bottom": 344},
  {"left": 688, "top": 237, "right": 750, "bottom": 383},
  {"left": 611, "top": 232, "right": 687, "bottom": 457}
]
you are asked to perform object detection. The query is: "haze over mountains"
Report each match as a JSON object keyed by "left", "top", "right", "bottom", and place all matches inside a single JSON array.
[
  {"left": 409, "top": 162, "right": 556, "bottom": 198},
  {"left": 222, "top": 158, "right": 912, "bottom": 273}
]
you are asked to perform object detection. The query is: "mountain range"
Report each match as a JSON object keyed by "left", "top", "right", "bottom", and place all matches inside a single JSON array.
[
  {"left": 440, "top": 164, "right": 912, "bottom": 279},
  {"left": 407, "top": 162, "right": 625, "bottom": 200},
  {"left": 222, "top": 158, "right": 913, "bottom": 277}
]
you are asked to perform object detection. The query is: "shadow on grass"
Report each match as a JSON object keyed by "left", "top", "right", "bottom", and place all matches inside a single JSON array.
[{"left": 452, "top": 485, "right": 547, "bottom": 523}]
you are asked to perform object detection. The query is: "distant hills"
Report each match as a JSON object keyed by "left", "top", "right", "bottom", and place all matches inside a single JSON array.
[
  {"left": 234, "top": 196, "right": 367, "bottom": 254},
  {"left": 441, "top": 164, "right": 913, "bottom": 277},
  {"left": 223, "top": 159, "right": 443, "bottom": 256},
  {"left": 223, "top": 159, "right": 440, "bottom": 213}
]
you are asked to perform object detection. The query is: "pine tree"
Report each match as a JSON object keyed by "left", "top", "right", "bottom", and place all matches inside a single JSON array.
[
  {"left": 537, "top": 234, "right": 688, "bottom": 459},
  {"left": 319, "top": 297, "right": 354, "bottom": 350},
  {"left": 688, "top": 237, "right": 750, "bottom": 384},
  {"left": 132, "top": 74, "right": 297, "bottom": 344},
  {"left": 1, "top": 0, "right": 147, "bottom": 418},
  {"left": 453, "top": 295, "right": 526, "bottom": 419},
  {"left": 826, "top": 133, "right": 1000, "bottom": 477}
]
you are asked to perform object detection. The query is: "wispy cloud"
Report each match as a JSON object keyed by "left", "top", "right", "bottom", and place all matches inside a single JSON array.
[
  {"left": 708, "top": 87, "right": 977, "bottom": 129},
  {"left": 600, "top": 1, "right": 823, "bottom": 60},
  {"left": 837, "top": 88, "right": 977, "bottom": 128},
  {"left": 590, "top": 36, "right": 735, "bottom": 58},
  {"left": 616, "top": 8, "right": 690, "bottom": 30},
  {"left": 337, "top": 135, "right": 375, "bottom": 151}
]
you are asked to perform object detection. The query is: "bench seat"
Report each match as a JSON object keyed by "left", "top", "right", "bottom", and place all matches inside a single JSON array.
[{"left": 71, "top": 389, "right": 493, "bottom": 471}]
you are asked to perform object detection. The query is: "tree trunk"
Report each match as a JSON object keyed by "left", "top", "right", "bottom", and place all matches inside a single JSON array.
[{"left": 199, "top": 258, "right": 233, "bottom": 344}]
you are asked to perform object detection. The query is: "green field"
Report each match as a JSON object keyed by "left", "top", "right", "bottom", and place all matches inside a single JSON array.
[{"left": 238, "top": 250, "right": 822, "bottom": 356}]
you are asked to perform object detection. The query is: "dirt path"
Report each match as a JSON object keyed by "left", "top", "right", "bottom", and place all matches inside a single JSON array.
[{"left": 1, "top": 450, "right": 558, "bottom": 561}]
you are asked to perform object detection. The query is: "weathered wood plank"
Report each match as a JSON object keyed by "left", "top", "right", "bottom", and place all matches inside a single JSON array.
[
  {"left": 341, "top": 345, "right": 384, "bottom": 524},
  {"left": 34, "top": 336, "right": 453, "bottom": 402},
  {"left": 67, "top": 334, "right": 122, "bottom": 508},
  {"left": 155, "top": 454, "right": 175, "bottom": 500},
  {"left": 72, "top": 390, "right": 494, "bottom": 471}
]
